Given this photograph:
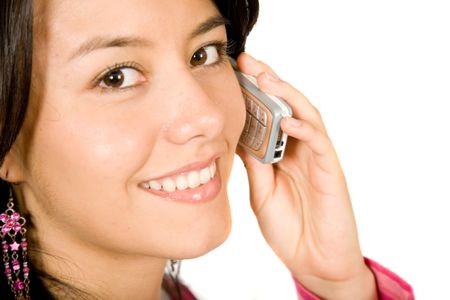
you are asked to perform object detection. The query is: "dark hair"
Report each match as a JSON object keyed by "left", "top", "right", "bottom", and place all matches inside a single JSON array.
[
  {"left": 0, "top": 0, "right": 32, "bottom": 179},
  {"left": 0, "top": 0, "right": 259, "bottom": 299}
]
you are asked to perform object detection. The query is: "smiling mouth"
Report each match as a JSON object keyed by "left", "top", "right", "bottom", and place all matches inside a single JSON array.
[{"left": 141, "top": 161, "right": 217, "bottom": 192}]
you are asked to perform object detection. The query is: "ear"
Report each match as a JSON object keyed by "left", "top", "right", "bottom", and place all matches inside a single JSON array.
[{"left": 0, "top": 148, "right": 25, "bottom": 183}]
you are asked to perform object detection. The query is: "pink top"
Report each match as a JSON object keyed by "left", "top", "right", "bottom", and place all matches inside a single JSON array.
[
  {"left": 294, "top": 258, "right": 414, "bottom": 300},
  {"left": 167, "top": 257, "right": 415, "bottom": 300}
]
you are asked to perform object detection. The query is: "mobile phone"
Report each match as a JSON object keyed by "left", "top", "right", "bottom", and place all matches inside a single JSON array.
[{"left": 230, "top": 58, "right": 293, "bottom": 164}]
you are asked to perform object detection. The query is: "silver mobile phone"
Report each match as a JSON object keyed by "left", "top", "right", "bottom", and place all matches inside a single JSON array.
[{"left": 231, "top": 59, "right": 292, "bottom": 164}]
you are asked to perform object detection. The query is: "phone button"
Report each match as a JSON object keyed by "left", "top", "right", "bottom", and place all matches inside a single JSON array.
[
  {"left": 245, "top": 117, "right": 258, "bottom": 147},
  {"left": 257, "top": 108, "right": 267, "bottom": 126},
  {"left": 250, "top": 101, "right": 259, "bottom": 118},
  {"left": 244, "top": 133, "right": 255, "bottom": 149},
  {"left": 243, "top": 113, "right": 251, "bottom": 134},
  {"left": 254, "top": 125, "right": 266, "bottom": 150},
  {"left": 245, "top": 96, "right": 252, "bottom": 111}
]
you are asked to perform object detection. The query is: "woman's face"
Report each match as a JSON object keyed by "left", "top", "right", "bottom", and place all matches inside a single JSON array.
[{"left": 17, "top": 0, "right": 245, "bottom": 260}]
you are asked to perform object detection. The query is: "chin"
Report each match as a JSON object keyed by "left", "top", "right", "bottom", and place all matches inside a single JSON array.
[{"left": 175, "top": 199, "right": 232, "bottom": 259}]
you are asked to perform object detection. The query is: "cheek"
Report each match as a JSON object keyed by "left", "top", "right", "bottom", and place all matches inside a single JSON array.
[
  {"left": 229, "top": 90, "right": 246, "bottom": 141},
  {"left": 209, "top": 71, "right": 246, "bottom": 146},
  {"left": 229, "top": 90, "right": 246, "bottom": 150},
  {"left": 31, "top": 106, "right": 158, "bottom": 183},
  {"left": 22, "top": 100, "right": 176, "bottom": 252},
  {"left": 23, "top": 98, "right": 161, "bottom": 229}
]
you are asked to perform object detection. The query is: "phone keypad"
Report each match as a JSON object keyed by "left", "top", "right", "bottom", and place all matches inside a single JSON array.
[{"left": 240, "top": 96, "right": 268, "bottom": 151}]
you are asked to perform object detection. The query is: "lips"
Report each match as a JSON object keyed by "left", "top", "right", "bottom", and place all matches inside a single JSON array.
[{"left": 140, "top": 155, "right": 222, "bottom": 203}]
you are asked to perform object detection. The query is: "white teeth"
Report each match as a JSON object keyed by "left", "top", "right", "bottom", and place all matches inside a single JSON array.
[
  {"left": 209, "top": 162, "right": 216, "bottom": 177},
  {"left": 162, "top": 178, "right": 176, "bottom": 192},
  {"left": 187, "top": 171, "right": 200, "bottom": 189},
  {"left": 144, "top": 161, "right": 217, "bottom": 192},
  {"left": 175, "top": 176, "right": 188, "bottom": 190},
  {"left": 149, "top": 181, "right": 161, "bottom": 191},
  {"left": 199, "top": 167, "right": 211, "bottom": 184}
]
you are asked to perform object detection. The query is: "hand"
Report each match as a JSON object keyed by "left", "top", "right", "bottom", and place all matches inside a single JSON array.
[{"left": 235, "top": 53, "right": 377, "bottom": 299}]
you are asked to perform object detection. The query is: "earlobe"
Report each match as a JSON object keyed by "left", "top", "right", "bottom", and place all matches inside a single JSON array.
[{"left": 0, "top": 149, "right": 25, "bottom": 183}]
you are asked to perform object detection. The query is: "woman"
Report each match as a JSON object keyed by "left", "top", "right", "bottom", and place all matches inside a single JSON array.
[{"left": 0, "top": 0, "right": 414, "bottom": 299}]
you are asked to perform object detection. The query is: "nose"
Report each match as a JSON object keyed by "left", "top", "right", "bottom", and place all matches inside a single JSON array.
[{"left": 160, "top": 68, "right": 225, "bottom": 145}]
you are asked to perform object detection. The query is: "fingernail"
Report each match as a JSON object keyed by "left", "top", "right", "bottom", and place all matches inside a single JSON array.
[
  {"left": 264, "top": 72, "right": 280, "bottom": 82},
  {"left": 287, "top": 117, "right": 302, "bottom": 127}
]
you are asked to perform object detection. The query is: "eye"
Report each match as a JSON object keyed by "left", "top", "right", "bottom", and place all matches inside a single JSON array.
[
  {"left": 190, "top": 45, "right": 221, "bottom": 67},
  {"left": 98, "top": 66, "right": 146, "bottom": 90}
]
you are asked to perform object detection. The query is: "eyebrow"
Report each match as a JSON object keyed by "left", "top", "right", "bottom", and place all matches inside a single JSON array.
[
  {"left": 189, "top": 15, "right": 230, "bottom": 39},
  {"left": 69, "top": 15, "right": 230, "bottom": 61}
]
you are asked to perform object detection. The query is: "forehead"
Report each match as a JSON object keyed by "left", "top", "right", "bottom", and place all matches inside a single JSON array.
[{"left": 36, "top": 0, "right": 221, "bottom": 48}]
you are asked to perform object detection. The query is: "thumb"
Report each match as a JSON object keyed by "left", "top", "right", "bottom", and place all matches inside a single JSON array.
[{"left": 235, "top": 146, "right": 275, "bottom": 212}]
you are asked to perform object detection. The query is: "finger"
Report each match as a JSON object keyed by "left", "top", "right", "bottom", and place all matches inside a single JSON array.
[
  {"left": 235, "top": 146, "right": 275, "bottom": 212},
  {"left": 236, "top": 52, "right": 280, "bottom": 79},
  {"left": 237, "top": 53, "right": 325, "bottom": 132},
  {"left": 281, "top": 117, "right": 340, "bottom": 174},
  {"left": 257, "top": 72, "right": 326, "bottom": 133}
]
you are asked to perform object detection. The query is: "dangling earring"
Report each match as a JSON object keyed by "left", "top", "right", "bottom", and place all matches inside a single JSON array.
[
  {"left": 166, "top": 259, "right": 182, "bottom": 299},
  {"left": 169, "top": 259, "right": 181, "bottom": 278},
  {"left": 1, "top": 189, "right": 30, "bottom": 300}
]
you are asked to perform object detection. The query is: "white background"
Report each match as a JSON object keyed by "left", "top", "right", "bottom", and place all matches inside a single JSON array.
[{"left": 180, "top": 0, "right": 450, "bottom": 299}]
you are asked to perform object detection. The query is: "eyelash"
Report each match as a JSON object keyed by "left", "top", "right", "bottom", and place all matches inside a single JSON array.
[{"left": 93, "top": 40, "right": 235, "bottom": 93}]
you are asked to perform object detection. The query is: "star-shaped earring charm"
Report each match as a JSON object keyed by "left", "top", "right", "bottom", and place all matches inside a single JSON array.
[{"left": 9, "top": 241, "right": 20, "bottom": 251}]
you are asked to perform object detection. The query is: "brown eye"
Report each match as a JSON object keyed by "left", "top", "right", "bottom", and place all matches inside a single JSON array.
[
  {"left": 103, "top": 69, "right": 124, "bottom": 88},
  {"left": 190, "top": 45, "right": 220, "bottom": 67},
  {"left": 98, "top": 67, "right": 146, "bottom": 90},
  {"left": 191, "top": 48, "right": 208, "bottom": 66}
]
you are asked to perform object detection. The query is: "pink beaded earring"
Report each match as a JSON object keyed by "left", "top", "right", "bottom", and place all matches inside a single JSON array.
[{"left": 1, "top": 190, "right": 30, "bottom": 300}]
